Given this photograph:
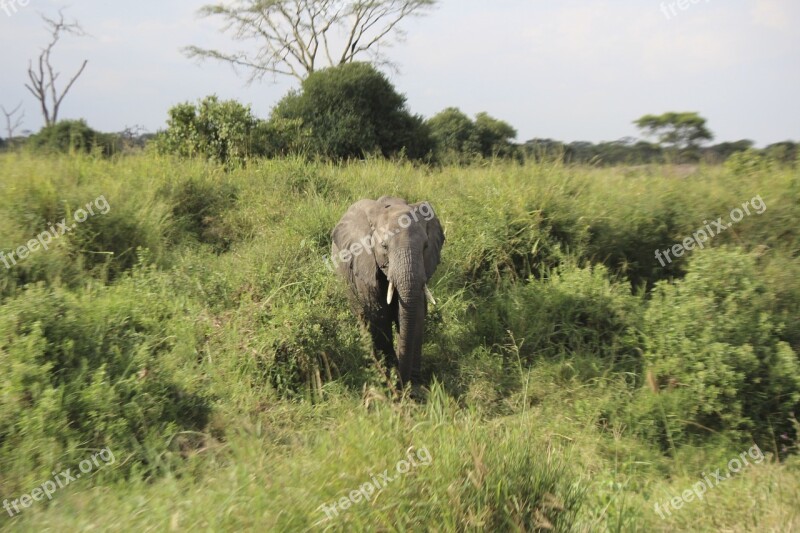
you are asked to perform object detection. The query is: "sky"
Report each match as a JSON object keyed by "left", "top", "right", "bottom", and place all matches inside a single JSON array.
[{"left": 0, "top": 0, "right": 798, "bottom": 146}]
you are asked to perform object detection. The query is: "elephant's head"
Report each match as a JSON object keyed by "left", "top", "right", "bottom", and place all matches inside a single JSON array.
[{"left": 330, "top": 196, "right": 445, "bottom": 386}]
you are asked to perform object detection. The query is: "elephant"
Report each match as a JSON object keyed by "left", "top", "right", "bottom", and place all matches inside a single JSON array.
[{"left": 329, "top": 196, "right": 444, "bottom": 388}]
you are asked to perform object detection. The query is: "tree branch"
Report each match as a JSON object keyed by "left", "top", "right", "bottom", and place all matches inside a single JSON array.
[
  {"left": 25, "top": 10, "right": 88, "bottom": 126},
  {"left": 187, "top": 0, "right": 437, "bottom": 82},
  {"left": 1, "top": 102, "right": 25, "bottom": 140}
]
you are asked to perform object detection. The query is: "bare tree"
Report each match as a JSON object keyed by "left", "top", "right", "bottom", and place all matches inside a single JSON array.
[
  {"left": 184, "top": 0, "right": 437, "bottom": 83},
  {"left": 25, "top": 10, "right": 89, "bottom": 127},
  {"left": 1, "top": 102, "right": 24, "bottom": 140}
]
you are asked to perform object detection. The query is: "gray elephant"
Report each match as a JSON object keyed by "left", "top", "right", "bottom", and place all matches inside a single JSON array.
[{"left": 329, "top": 196, "right": 444, "bottom": 387}]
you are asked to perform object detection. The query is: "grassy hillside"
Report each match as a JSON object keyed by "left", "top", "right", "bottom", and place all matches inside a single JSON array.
[{"left": 1, "top": 152, "right": 798, "bottom": 532}]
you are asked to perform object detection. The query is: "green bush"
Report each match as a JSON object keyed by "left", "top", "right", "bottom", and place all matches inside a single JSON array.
[
  {"left": 634, "top": 247, "right": 800, "bottom": 450},
  {"left": 26, "top": 120, "right": 120, "bottom": 156},
  {"left": 161, "top": 175, "right": 240, "bottom": 252},
  {"left": 261, "top": 282, "right": 370, "bottom": 399},
  {"left": 724, "top": 149, "right": 774, "bottom": 177},
  {"left": 270, "top": 62, "right": 433, "bottom": 160},
  {"left": 0, "top": 263, "right": 212, "bottom": 491},
  {"left": 255, "top": 117, "right": 310, "bottom": 158},
  {"left": 156, "top": 96, "right": 265, "bottom": 165},
  {"left": 497, "top": 263, "right": 643, "bottom": 366},
  {"left": 426, "top": 107, "right": 517, "bottom": 163}
]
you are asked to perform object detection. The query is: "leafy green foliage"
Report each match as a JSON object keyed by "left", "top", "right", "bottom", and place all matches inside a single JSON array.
[
  {"left": 156, "top": 95, "right": 265, "bottom": 165},
  {"left": 161, "top": 175, "right": 240, "bottom": 252},
  {"left": 426, "top": 107, "right": 517, "bottom": 162},
  {"left": 635, "top": 248, "right": 800, "bottom": 449},
  {"left": 474, "top": 111, "right": 518, "bottom": 158},
  {"left": 0, "top": 263, "right": 212, "bottom": 491},
  {"left": 26, "top": 120, "right": 120, "bottom": 156},
  {"left": 499, "top": 264, "right": 642, "bottom": 366},
  {"left": 634, "top": 111, "right": 713, "bottom": 160},
  {"left": 426, "top": 107, "right": 479, "bottom": 158},
  {"left": 724, "top": 148, "right": 775, "bottom": 177},
  {"left": 271, "top": 62, "right": 433, "bottom": 160}
]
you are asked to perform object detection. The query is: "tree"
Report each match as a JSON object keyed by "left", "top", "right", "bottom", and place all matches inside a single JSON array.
[
  {"left": 763, "top": 141, "right": 798, "bottom": 166},
  {"left": 156, "top": 95, "right": 266, "bottom": 164},
  {"left": 474, "top": 112, "right": 517, "bottom": 158},
  {"left": 270, "top": 62, "right": 432, "bottom": 159},
  {"left": 522, "top": 138, "right": 566, "bottom": 162},
  {"left": 427, "top": 108, "right": 517, "bottom": 162},
  {"left": 26, "top": 119, "right": 119, "bottom": 156},
  {"left": 426, "top": 107, "right": 478, "bottom": 159},
  {"left": 25, "top": 10, "right": 89, "bottom": 127},
  {"left": 702, "top": 139, "right": 754, "bottom": 163},
  {"left": 185, "top": 0, "right": 437, "bottom": 83},
  {"left": 1, "top": 102, "right": 24, "bottom": 141},
  {"left": 634, "top": 112, "right": 713, "bottom": 154}
]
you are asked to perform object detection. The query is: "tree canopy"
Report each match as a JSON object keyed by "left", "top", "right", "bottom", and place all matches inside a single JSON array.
[
  {"left": 426, "top": 107, "right": 517, "bottom": 162},
  {"left": 270, "top": 61, "right": 433, "bottom": 159},
  {"left": 156, "top": 95, "right": 265, "bottom": 164},
  {"left": 634, "top": 112, "right": 713, "bottom": 151},
  {"left": 185, "top": 0, "right": 437, "bottom": 82}
]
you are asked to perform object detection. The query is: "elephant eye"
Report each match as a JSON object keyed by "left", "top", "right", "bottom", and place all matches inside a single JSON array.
[{"left": 381, "top": 242, "right": 388, "bottom": 250}]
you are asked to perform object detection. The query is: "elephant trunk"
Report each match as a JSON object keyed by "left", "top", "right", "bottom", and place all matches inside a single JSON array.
[{"left": 391, "top": 249, "right": 426, "bottom": 385}]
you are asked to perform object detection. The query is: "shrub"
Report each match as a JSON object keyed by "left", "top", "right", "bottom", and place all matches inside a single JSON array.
[
  {"left": 474, "top": 112, "right": 518, "bottom": 158},
  {"left": 156, "top": 96, "right": 265, "bottom": 165},
  {"left": 26, "top": 120, "right": 119, "bottom": 156},
  {"left": 0, "top": 263, "right": 212, "bottom": 490},
  {"left": 270, "top": 62, "right": 433, "bottom": 160},
  {"left": 496, "top": 263, "right": 643, "bottom": 367},
  {"left": 426, "top": 108, "right": 517, "bottom": 163},
  {"left": 161, "top": 176, "right": 240, "bottom": 252},
  {"left": 255, "top": 117, "right": 310, "bottom": 158},
  {"left": 724, "top": 149, "right": 774, "bottom": 177},
  {"left": 633, "top": 247, "right": 800, "bottom": 450},
  {"left": 426, "top": 107, "right": 479, "bottom": 162}
]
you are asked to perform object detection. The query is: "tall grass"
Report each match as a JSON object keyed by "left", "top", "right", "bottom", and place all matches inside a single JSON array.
[{"left": 0, "top": 152, "right": 798, "bottom": 531}]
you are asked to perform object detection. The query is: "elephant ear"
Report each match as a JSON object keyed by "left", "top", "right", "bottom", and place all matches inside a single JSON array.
[
  {"left": 411, "top": 201, "right": 445, "bottom": 282},
  {"left": 331, "top": 200, "right": 379, "bottom": 286}
]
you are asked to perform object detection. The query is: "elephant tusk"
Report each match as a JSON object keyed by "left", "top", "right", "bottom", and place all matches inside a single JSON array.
[
  {"left": 387, "top": 281, "right": 394, "bottom": 304},
  {"left": 424, "top": 285, "right": 437, "bottom": 306}
]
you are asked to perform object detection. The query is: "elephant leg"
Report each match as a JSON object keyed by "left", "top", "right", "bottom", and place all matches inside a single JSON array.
[
  {"left": 369, "top": 316, "right": 396, "bottom": 371},
  {"left": 360, "top": 300, "right": 397, "bottom": 380}
]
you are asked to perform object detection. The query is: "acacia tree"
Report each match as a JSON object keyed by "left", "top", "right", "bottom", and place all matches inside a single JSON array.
[
  {"left": 634, "top": 112, "right": 713, "bottom": 152},
  {"left": 25, "top": 11, "right": 88, "bottom": 127},
  {"left": 184, "top": 0, "right": 437, "bottom": 82}
]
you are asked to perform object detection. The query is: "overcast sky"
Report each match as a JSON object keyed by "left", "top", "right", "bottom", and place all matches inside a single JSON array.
[{"left": 1, "top": 0, "right": 797, "bottom": 146}]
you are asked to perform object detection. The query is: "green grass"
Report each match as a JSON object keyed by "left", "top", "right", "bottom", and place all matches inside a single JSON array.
[{"left": 0, "top": 152, "right": 798, "bottom": 531}]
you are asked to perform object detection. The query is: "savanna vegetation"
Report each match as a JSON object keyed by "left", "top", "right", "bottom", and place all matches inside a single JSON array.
[
  {"left": 1, "top": 148, "right": 798, "bottom": 531},
  {"left": 1, "top": 4, "right": 798, "bottom": 530}
]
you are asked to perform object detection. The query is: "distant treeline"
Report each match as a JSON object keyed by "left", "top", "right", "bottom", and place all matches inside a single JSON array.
[
  {"left": 1, "top": 62, "right": 796, "bottom": 167},
  {"left": 522, "top": 138, "right": 799, "bottom": 166}
]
